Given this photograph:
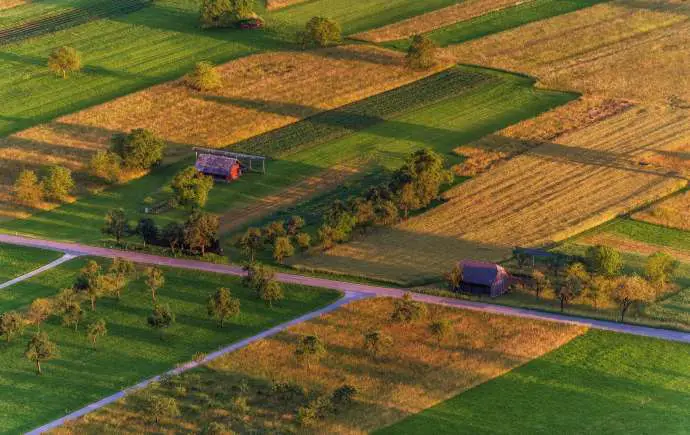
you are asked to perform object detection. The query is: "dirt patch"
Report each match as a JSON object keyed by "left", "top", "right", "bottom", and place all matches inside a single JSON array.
[
  {"left": 353, "top": 0, "right": 532, "bottom": 42},
  {"left": 633, "top": 190, "right": 690, "bottom": 230},
  {"left": 55, "top": 298, "right": 586, "bottom": 434}
]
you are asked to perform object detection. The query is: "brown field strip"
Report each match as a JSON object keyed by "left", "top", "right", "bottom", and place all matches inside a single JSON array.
[
  {"left": 579, "top": 232, "right": 690, "bottom": 263},
  {"left": 353, "top": 0, "right": 530, "bottom": 42},
  {"left": 55, "top": 298, "right": 586, "bottom": 434},
  {"left": 0, "top": 0, "right": 27, "bottom": 10},
  {"left": 632, "top": 190, "right": 690, "bottom": 230},
  {"left": 0, "top": 45, "right": 442, "bottom": 220},
  {"left": 299, "top": 107, "right": 689, "bottom": 283},
  {"left": 444, "top": 2, "right": 690, "bottom": 103}
]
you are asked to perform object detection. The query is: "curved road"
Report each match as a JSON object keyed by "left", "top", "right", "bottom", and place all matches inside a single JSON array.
[{"left": 1, "top": 233, "right": 689, "bottom": 344}]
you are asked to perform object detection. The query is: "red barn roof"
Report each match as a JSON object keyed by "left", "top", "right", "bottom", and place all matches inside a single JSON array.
[{"left": 195, "top": 154, "right": 239, "bottom": 178}]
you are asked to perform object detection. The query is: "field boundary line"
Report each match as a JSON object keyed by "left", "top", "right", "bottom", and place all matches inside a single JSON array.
[
  {"left": 0, "top": 252, "right": 78, "bottom": 290},
  {"left": 25, "top": 291, "right": 370, "bottom": 435}
]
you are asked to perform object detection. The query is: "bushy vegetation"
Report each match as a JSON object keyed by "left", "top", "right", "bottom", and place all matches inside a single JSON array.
[
  {"left": 111, "top": 129, "right": 165, "bottom": 171},
  {"left": 406, "top": 34, "right": 437, "bottom": 70},
  {"left": 185, "top": 61, "right": 223, "bottom": 91},
  {"left": 299, "top": 16, "right": 342, "bottom": 47},
  {"left": 47, "top": 46, "right": 81, "bottom": 78},
  {"left": 170, "top": 166, "right": 215, "bottom": 209}
]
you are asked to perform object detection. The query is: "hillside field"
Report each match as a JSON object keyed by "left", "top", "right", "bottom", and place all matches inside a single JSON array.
[
  {"left": 53, "top": 298, "right": 585, "bottom": 434},
  {"left": 378, "top": 330, "right": 690, "bottom": 434},
  {"left": 0, "top": 256, "right": 340, "bottom": 433}
]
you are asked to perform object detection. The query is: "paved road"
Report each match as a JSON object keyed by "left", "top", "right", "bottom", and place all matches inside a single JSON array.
[
  {"left": 0, "top": 253, "right": 78, "bottom": 290},
  {"left": 1, "top": 234, "right": 689, "bottom": 344},
  {"left": 27, "top": 291, "right": 370, "bottom": 435}
]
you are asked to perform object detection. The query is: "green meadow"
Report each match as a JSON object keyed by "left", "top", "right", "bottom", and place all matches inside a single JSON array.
[
  {"left": 0, "top": 256, "right": 340, "bottom": 433},
  {"left": 0, "top": 243, "right": 62, "bottom": 284},
  {"left": 378, "top": 330, "right": 690, "bottom": 434}
]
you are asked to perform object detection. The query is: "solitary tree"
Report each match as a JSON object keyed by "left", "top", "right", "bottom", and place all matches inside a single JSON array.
[
  {"left": 148, "top": 303, "right": 175, "bottom": 340},
  {"left": 145, "top": 266, "right": 165, "bottom": 302},
  {"left": 25, "top": 332, "right": 58, "bottom": 375},
  {"left": 295, "top": 334, "right": 326, "bottom": 368},
  {"left": 171, "top": 166, "right": 214, "bottom": 209},
  {"left": 273, "top": 236, "right": 295, "bottom": 263},
  {"left": 183, "top": 211, "right": 220, "bottom": 256},
  {"left": 406, "top": 34, "right": 437, "bottom": 70},
  {"left": 586, "top": 245, "right": 623, "bottom": 277},
  {"left": 300, "top": 17, "right": 341, "bottom": 47},
  {"left": 61, "top": 302, "right": 83, "bottom": 331},
  {"left": 27, "top": 299, "right": 53, "bottom": 329},
  {"left": 186, "top": 61, "right": 222, "bottom": 91},
  {"left": 89, "top": 150, "right": 122, "bottom": 183},
  {"left": 108, "top": 258, "right": 136, "bottom": 299},
  {"left": 644, "top": 252, "right": 679, "bottom": 288},
  {"left": 391, "top": 293, "right": 427, "bottom": 323},
  {"left": 42, "top": 166, "right": 74, "bottom": 202},
  {"left": 612, "top": 275, "right": 656, "bottom": 322},
  {"left": 48, "top": 46, "right": 81, "bottom": 78},
  {"left": 14, "top": 169, "right": 43, "bottom": 205},
  {"left": 429, "top": 319, "right": 452, "bottom": 346},
  {"left": 235, "top": 227, "right": 263, "bottom": 263},
  {"left": 363, "top": 330, "right": 393, "bottom": 357},
  {"left": 0, "top": 311, "right": 24, "bottom": 343},
  {"left": 87, "top": 319, "right": 108, "bottom": 349},
  {"left": 102, "top": 208, "right": 130, "bottom": 243},
  {"left": 111, "top": 129, "right": 165, "bottom": 170},
  {"left": 207, "top": 287, "right": 241, "bottom": 327},
  {"left": 259, "top": 279, "right": 284, "bottom": 308}
]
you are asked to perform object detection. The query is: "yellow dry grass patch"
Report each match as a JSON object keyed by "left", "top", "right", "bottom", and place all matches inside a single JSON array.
[
  {"left": 0, "top": 0, "right": 27, "bottom": 10},
  {"left": 353, "top": 0, "right": 530, "bottom": 42},
  {"left": 633, "top": 190, "right": 690, "bottom": 230},
  {"left": 55, "top": 298, "right": 586, "bottom": 434},
  {"left": 0, "top": 45, "right": 441, "bottom": 220},
  {"left": 265, "top": 0, "right": 308, "bottom": 10},
  {"left": 444, "top": 2, "right": 690, "bottom": 103},
  {"left": 300, "top": 107, "right": 688, "bottom": 283}
]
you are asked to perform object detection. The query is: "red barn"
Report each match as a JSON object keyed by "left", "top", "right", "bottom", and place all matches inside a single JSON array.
[{"left": 195, "top": 153, "right": 242, "bottom": 181}]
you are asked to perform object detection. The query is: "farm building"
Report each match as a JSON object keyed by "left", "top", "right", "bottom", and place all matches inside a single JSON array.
[
  {"left": 193, "top": 147, "right": 266, "bottom": 181},
  {"left": 456, "top": 260, "right": 511, "bottom": 298}
]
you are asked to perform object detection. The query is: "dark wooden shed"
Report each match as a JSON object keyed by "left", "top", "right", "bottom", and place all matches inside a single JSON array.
[
  {"left": 456, "top": 260, "right": 511, "bottom": 298},
  {"left": 195, "top": 153, "right": 242, "bottom": 181}
]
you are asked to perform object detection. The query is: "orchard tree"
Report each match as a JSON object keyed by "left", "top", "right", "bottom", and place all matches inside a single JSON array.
[
  {"left": 85, "top": 274, "right": 108, "bottom": 311},
  {"left": 61, "top": 302, "right": 83, "bottom": 331},
  {"left": 586, "top": 245, "right": 623, "bottom": 277},
  {"left": 75, "top": 260, "right": 102, "bottom": 291},
  {"left": 183, "top": 211, "right": 220, "bottom": 256},
  {"left": 531, "top": 270, "right": 551, "bottom": 301},
  {"left": 273, "top": 236, "right": 294, "bottom": 263},
  {"left": 299, "top": 17, "right": 341, "bottom": 47},
  {"left": 363, "top": 330, "right": 393, "bottom": 357},
  {"left": 295, "top": 334, "right": 326, "bottom": 368},
  {"left": 612, "top": 275, "right": 656, "bottom": 322},
  {"left": 262, "top": 220, "right": 286, "bottom": 245},
  {"left": 109, "top": 258, "right": 137, "bottom": 281},
  {"left": 242, "top": 262, "right": 275, "bottom": 293},
  {"left": 350, "top": 197, "right": 375, "bottom": 233},
  {"left": 89, "top": 151, "right": 122, "bottom": 183},
  {"left": 27, "top": 299, "right": 53, "bottom": 329},
  {"left": 317, "top": 224, "right": 336, "bottom": 250},
  {"left": 585, "top": 275, "right": 612, "bottom": 310},
  {"left": 406, "top": 34, "right": 437, "bottom": 70},
  {"left": 136, "top": 218, "right": 159, "bottom": 246},
  {"left": 102, "top": 208, "right": 130, "bottom": 243},
  {"left": 171, "top": 166, "right": 214, "bottom": 209},
  {"left": 429, "top": 319, "right": 452, "bottom": 346},
  {"left": 42, "top": 166, "right": 74, "bottom": 202},
  {"left": 87, "top": 319, "right": 108, "bottom": 349},
  {"left": 162, "top": 222, "right": 185, "bottom": 255},
  {"left": 0, "top": 311, "right": 24, "bottom": 343},
  {"left": 645, "top": 252, "right": 679, "bottom": 287},
  {"left": 48, "top": 46, "right": 81, "bottom": 78},
  {"left": 235, "top": 227, "right": 263, "bottom": 263},
  {"left": 286, "top": 215, "right": 305, "bottom": 235},
  {"left": 14, "top": 169, "right": 43, "bottom": 205},
  {"left": 295, "top": 232, "right": 311, "bottom": 252},
  {"left": 111, "top": 129, "right": 165, "bottom": 170},
  {"left": 259, "top": 279, "right": 284, "bottom": 308},
  {"left": 145, "top": 266, "right": 165, "bottom": 302},
  {"left": 148, "top": 303, "right": 175, "bottom": 340},
  {"left": 373, "top": 200, "right": 399, "bottom": 226},
  {"left": 186, "top": 61, "right": 222, "bottom": 91},
  {"left": 207, "top": 287, "right": 240, "bottom": 327},
  {"left": 25, "top": 332, "right": 58, "bottom": 375}
]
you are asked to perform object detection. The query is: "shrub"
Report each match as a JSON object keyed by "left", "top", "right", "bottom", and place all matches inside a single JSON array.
[
  {"left": 363, "top": 330, "right": 393, "bottom": 357},
  {"left": 586, "top": 245, "right": 623, "bottom": 277},
  {"left": 391, "top": 293, "right": 427, "bottom": 323},
  {"left": 297, "top": 403, "right": 318, "bottom": 427},
  {"left": 295, "top": 334, "right": 326, "bottom": 367},
  {"left": 148, "top": 395, "right": 180, "bottom": 423},
  {"left": 406, "top": 34, "right": 437, "bottom": 70},
  {"left": 42, "top": 166, "right": 74, "bottom": 202},
  {"left": 429, "top": 319, "right": 452, "bottom": 346},
  {"left": 231, "top": 395, "right": 250, "bottom": 415},
  {"left": 444, "top": 264, "right": 463, "bottom": 291},
  {"left": 111, "top": 129, "right": 165, "bottom": 170},
  {"left": 203, "top": 421, "right": 234, "bottom": 435},
  {"left": 89, "top": 151, "right": 122, "bottom": 183},
  {"left": 296, "top": 232, "right": 312, "bottom": 251},
  {"left": 14, "top": 169, "right": 43, "bottom": 205},
  {"left": 271, "top": 381, "right": 306, "bottom": 402},
  {"left": 331, "top": 384, "right": 357, "bottom": 410},
  {"left": 186, "top": 61, "right": 223, "bottom": 91},
  {"left": 286, "top": 215, "right": 305, "bottom": 235},
  {"left": 299, "top": 17, "right": 341, "bottom": 47},
  {"left": 171, "top": 166, "right": 214, "bottom": 209},
  {"left": 644, "top": 252, "right": 679, "bottom": 287},
  {"left": 48, "top": 46, "right": 81, "bottom": 78}
]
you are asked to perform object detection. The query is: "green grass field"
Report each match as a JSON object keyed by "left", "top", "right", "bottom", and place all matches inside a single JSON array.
[
  {"left": 0, "top": 0, "right": 460, "bottom": 136},
  {"left": 597, "top": 218, "right": 690, "bottom": 252},
  {"left": 377, "top": 330, "right": 690, "bottom": 434},
  {"left": 384, "top": 0, "right": 605, "bottom": 49},
  {"left": 0, "top": 243, "right": 62, "bottom": 284},
  {"left": 0, "top": 256, "right": 340, "bottom": 433},
  {"left": 0, "top": 67, "right": 576, "bottom": 247}
]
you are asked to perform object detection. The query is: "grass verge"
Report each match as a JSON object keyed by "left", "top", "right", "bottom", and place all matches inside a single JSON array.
[{"left": 0, "top": 242, "right": 62, "bottom": 284}]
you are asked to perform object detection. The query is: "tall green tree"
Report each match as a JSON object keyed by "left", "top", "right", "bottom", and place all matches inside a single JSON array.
[
  {"left": 183, "top": 211, "right": 220, "bottom": 256},
  {"left": 111, "top": 129, "right": 165, "bottom": 170},
  {"left": 300, "top": 17, "right": 341, "bottom": 47},
  {"left": 42, "top": 166, "right": 74, "bottom": 202},
  {"left": 586, "top": 245, "right": 623, "bottom": 277},
  {"left": 171, "top": 166, "right": 214, "bottom": 209},
  {"left": 644, "top": 252, "right": 679, "bottom": 287},
  {"left": 25, "top": 332, "right": 58, "bottom": 375},
  {"left": 102, "top": 208, "right": 130, "bottom": 243},
  {"left": 14, "top": 169, "right": 43, "bottom": 205},
  {"left": 148, "top": 304, "right": 175, "bottom": 340},
  {"left": 207, "top": 287, "right": 241, "bottom": 327},
  {"left": 0, "top": 311, "right": 24, "bottom": 343},
  {"left": 235, "top": 227, "right": 263, "bottom": 262},
  {"left": 406, "top": 34, "right": 438, "bottom": 70}
]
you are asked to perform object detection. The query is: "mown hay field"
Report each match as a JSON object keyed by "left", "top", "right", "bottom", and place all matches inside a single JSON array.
[
  {"left": 353, "top": 0, "right": 530, "bottom": 42},
  {"left": 444, "top": 1, "right": 690, "bottom": 103},
  {"left": 0, "top": 45, "right": 443, "bottom": 221},
  {"left": 54, "top": 298, "right": 585, "bottom": 434},
  {"left": 300, "top": 106, "right": 688, "bottom": 283},
  {"left": 633, "top": 190, "right": 690, "bottom": 230},
  {"left": 0, "top": 256, "right": 340, "bottom": 433},
  {"left": 378, "top": 330, "right": 690, "bottom": 434}
]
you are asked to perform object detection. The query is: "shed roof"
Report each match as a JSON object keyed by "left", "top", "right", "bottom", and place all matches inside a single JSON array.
[
  {"left": 195, "top": 154, "right": 239, "bottom": 177},
  {"left": 460, "top": 260, "right": 508, "bottom": 286}
]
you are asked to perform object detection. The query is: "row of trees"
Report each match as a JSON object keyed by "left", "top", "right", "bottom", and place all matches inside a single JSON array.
[
  {"left": 199, "top": 0, "right": 259, "bottom": 28},
  {"left": 14, "top": 166, "right": 75, "bottom": 205},
  {"left": 235, "top": 215, "right": 310, "bottom": 263},
  {"left": 90, "top": 128, "right": 166, "bottom": 184}
]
